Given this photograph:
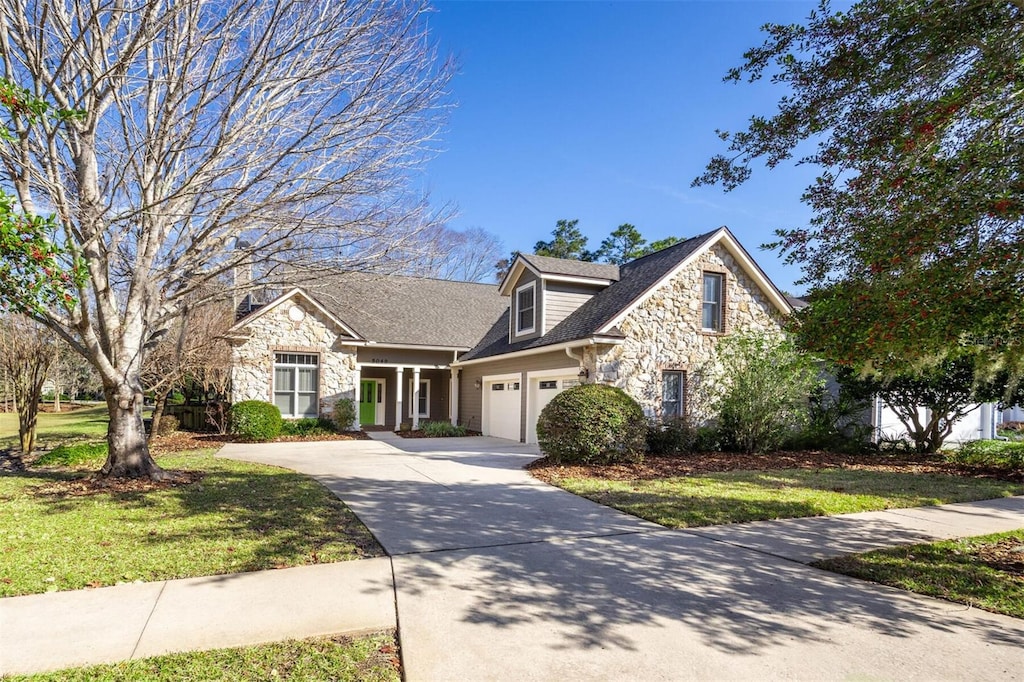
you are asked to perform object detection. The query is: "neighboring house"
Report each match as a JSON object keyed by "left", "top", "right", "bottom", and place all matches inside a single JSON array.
[
  {"left": 226, "top": 226, "right": 794, "bottom": 441},
  {"left": 871, "top": 400, "right": 1000, "bottom": 445}
]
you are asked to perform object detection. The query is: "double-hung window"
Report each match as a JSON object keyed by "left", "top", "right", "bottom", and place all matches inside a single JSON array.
[
  {"left": 515, "top": 282, "right": 536, "bottom": 335},
  {"left": 273, "top": 353, "right": 319, "bottom": 418},
  {"left": 408, "top": 379, "right": 430, "bottom": 418},
  {"left": 662, "top": 371, "right": 685, "bottom": 420},
  {"left": 702, "top": 273, "right": 723, "bottom": 332}
]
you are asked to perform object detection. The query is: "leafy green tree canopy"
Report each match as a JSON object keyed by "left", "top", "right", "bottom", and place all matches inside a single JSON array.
[
  {"left": 696, "top": 0, "right": 1024, "bottom": 379},
  {"left": 594, "top": 223, "right": 647, "bottom": 264},
  {"left": 533, "top": 219, "right": 595, "bottom": 261},
  {"left": 0, "top": 80, "right": 83, "bottom": 316}
]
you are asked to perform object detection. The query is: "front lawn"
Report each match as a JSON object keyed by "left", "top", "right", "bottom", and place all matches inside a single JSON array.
[
  {"left": 0, "top": 449, "right": 382, "bottom": 597},
  {"left": 531, "top": 452, "right": 1023, "bottom": 528},
  {"left": 814, "top": 531, "right": 1024, "bottom": 619},
  {"left": 8, "top": 631, "right": 401, "bottom": 682},
  {"left": 0, "top": 403, "right": 110, "bottom": 450}
]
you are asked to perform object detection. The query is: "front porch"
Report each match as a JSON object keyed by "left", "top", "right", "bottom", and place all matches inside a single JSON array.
[{"left": 356, "top": 365, "right": 458, "bottom": 431}]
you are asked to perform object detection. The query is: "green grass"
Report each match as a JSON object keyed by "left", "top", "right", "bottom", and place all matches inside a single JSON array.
[
  {"left": 549, "top": 469, "right": 1024, "bottom": 528},
  {"left": 0, "top": 403, "right": 110, "bottom": 449},
  {"left": 0, "top": 449, "right": 382, "bottom": 597},
  {"left": 34, "top": 441, "right": 109, "bottom": 466},
  {"left": 7, "top": 631, "right": 401, "bottom": 681},
  {"left": 948, "top": 439, "right": 1024, "bottom": 470},
  {"left": 814, "top": 531, "right": 1024, "bottom": 619}
]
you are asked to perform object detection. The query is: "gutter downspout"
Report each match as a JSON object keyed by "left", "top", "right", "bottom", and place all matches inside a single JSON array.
[{"left": 566, "top": 346, "right": 586, "bottom": 381}]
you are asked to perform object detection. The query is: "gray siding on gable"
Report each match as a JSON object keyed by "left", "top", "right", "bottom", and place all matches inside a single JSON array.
[
  {"left": 508, "top": 270, "right": 543, "bottom": 343},
  {"left": 544, "top": 282, "right": 600, "bottom": 334},
  {"left": 457, "top": 350, "right": 577, "bottom": 440}
]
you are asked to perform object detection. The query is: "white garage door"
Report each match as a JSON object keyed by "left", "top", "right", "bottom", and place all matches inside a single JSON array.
[
  {"left": 484, "top": 379, "right": 521, "bottom": 441},
  {"left": 527, "top": 375, "right": 579, "bottom": 444}
]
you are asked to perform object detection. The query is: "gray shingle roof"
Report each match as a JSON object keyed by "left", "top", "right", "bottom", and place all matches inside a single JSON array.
[
  {"left": 300, "top": 272, "right": 507, "bottom": 349},
  {"left": 460, "top": 230, "right": 718, "bottom": 361},
  {"left": 517, "top": 254, "right": 620, "bottom": 281}
]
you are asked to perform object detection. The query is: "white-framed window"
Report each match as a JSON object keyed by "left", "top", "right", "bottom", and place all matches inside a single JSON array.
[
  {"left": 662, "top": 370, "right": 685, "bottom": 420},
  {"left": 515, "top": 281, "right": 536, "bottom": 335},
  {"left": 273, "top": 352, "right": 319, "bottom": 418},
  {"left": 407, "top": 378, "right": 430, "bottom": 418},
  {"left": 702, "top": 272, "right": 723, "bottom": 332}
]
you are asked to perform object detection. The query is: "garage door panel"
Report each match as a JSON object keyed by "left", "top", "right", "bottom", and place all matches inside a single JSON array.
[
  {"left": 484, "top": 380, "right": 521, "bottom": 441},
  {"left": 528, "top": 375, "right": 578, "bottom": 444}
]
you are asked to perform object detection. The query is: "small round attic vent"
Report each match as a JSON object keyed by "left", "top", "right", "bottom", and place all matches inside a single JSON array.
[{"left": 288, "top": 305, "right": 305, "bottom": 322}]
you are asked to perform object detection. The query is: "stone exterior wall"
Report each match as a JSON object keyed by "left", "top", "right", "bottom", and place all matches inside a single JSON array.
[
  {"left": 588, "top": 242, "right": 786, "bottom": 419},
  {"left": 230, "top": 299, "right": 359, "bottom": 418}
]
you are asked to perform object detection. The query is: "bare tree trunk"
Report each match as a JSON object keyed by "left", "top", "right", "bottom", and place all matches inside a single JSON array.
[
  {"left": 100, "top": 377, "right": 171, "bottom": 480},
  {"left": 148, "top": 392, "right": 168, "bottom": 444}
]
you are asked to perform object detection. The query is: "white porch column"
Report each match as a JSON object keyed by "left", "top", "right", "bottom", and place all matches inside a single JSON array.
[
  {"left": 412, "top": 367, "right": 421, "bottom": 430},
  {"left": 395, "top": 367, "right": 404, "bottom": 429},
  {"left": 449, "top": 369, "right": 459, "bottom": 425},
  {"left": 353, "top": 366, "right": 362, "bottom": 431}
]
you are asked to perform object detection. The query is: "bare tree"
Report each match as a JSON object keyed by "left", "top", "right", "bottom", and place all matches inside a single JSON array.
[
  {"left": 404, "top": 225, "right": 505, "bottom": 283},
  {"left": 0, "top": 0, "right": 453, "bottom": 478},
  {"left": 142, "top": 298, "right": 232, "bottom": 441},
  {"left": 48, "top": 337, "right": 97, "bottom": 411},
  {"left": 0, "top": 315, "right": 56, "bottom": 455}
]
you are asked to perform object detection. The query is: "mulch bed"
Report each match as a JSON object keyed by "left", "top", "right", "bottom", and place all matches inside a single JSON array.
[
  {"left": 974, "top": 534, "right": 1024, "bottom": 577},
  {"left": 527, "top": 450, "right": 1024, "bottom": 483},
  {"left": 149, "top": 430, "right": 371, "bottom": 453},
  {"left": 31, "top": 470, "right": 204, "bottom": 497}
]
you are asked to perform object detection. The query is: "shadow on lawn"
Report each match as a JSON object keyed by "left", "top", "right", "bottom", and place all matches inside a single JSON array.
[
  {"left": 12, "top": 461, "right": 383, "bottom": 574},
  {"left": 570, "top": 469, "right": 1024, "bottom": 528}
]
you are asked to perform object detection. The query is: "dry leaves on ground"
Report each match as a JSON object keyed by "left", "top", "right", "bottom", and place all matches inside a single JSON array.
[{"left": 528, "top": 450, "right": 1023, "bottom": 483}]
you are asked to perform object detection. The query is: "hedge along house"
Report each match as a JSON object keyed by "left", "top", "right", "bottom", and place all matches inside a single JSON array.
[
  {"left": 226, "top": 227, "right": 795, "bottom": 439},
  {"left": 226, "top": 273, "right": 507, "bottom": 429}
]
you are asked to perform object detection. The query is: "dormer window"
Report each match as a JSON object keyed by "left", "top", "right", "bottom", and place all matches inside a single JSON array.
[{"left": 515, "top": 282, "right": 536, "bottom": 335}]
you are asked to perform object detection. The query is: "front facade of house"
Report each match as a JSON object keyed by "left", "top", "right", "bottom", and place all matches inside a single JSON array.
[{"left": 227, "top": 227, "right": 795, "bottom": 440}]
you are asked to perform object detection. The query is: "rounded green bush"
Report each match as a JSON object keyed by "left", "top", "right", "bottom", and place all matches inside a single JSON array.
[
  {"left": 229, "top": 401, "right": 283, "bottom": 442},
  {"left": 536, "top": 384, "right": 647, "bottom": 465}
]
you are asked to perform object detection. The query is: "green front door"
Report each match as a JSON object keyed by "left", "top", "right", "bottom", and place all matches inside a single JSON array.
[{"left": 359, "top": 380, "right": 376, "bottom": 425}]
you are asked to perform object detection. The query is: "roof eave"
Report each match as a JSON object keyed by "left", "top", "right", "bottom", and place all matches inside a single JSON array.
[{"left": 452, "top": 336, "right": 624, "bottom": 367}]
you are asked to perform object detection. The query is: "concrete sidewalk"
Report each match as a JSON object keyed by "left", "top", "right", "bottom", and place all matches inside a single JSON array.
[{"left": 0, "top": 558, "right": 396, "bottom": 676}]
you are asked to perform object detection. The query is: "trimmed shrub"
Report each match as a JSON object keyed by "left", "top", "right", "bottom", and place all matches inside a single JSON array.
[
  {"left": 947, "top": 440, "right": 1024, "bottom": 471},
  {"left": 421, "top": 421, "right": 467, "bottom": 437},
  {"left": 536, "top": 384, "right": 646, "bottom": 465},
  {"left": 281, "top": 417, "right": 337, "bottom": 437},
  {"left": 332, "top": 398, "right": 357, "bottom": 432},
  {"left": 646, "top": 418, "right": 695, "bottom": 456},
  {"left": 229, "top": 401, "right": 283, "bottom": 442},
  {"left": 36, "top": 442, "right": 108, "bottom": 467},
  {"left": 156, "top": 414, "right": 180, "bottom": 436}
]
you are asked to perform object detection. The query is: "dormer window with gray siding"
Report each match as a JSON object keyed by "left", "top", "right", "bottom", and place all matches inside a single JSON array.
[
  {"left": 515, "top": 282, "right": 536, "bottom": 336},
  {"left": 702, "top": 272, "right": 723, "bottom": 332}
]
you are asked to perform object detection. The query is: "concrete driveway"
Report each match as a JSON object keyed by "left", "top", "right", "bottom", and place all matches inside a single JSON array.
[{"left": 220, "top": 436, "right": 1024, "bottom": 681}]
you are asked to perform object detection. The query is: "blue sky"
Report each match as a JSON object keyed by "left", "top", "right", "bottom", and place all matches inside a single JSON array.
[{"left": 421, "top": 1, "right": 824, "bottom": 293}]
